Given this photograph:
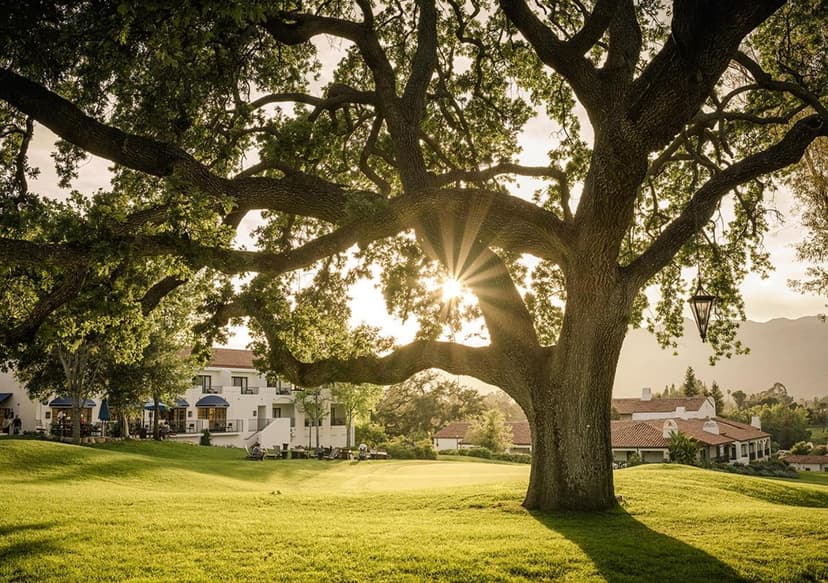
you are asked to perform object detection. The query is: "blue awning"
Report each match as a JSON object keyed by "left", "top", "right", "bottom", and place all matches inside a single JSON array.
[
  {"left": 174, "top": 398, "right": 189, "bottom": 408},
  {"left": 49, "top": 397, "right": 96, "bottom": 408},
  {"left": 0, "top": 393, "right": 12, "bottom": 404},
  {"left": 195, "top": 395, "right": 229, "bottom": 408},
  {"left": 143, "top": 401, "right": 168, "bottom": 412}
]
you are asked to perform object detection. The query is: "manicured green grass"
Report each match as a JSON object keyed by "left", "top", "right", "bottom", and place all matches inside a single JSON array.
[
  {"left": 808, "top": 425, "right": 828, "bottom": 444},
  {"left": 795, "top": 470, "right": 828, "bottom": 486},
  {"left": 1, "top": 440, "right": 826, "bottom": 582}
]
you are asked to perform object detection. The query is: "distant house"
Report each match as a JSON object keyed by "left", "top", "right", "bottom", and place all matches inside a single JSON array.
[
  {"left": 783, "top": 454, "right": 828, "bottom": 472},
  {"left": 433, "top": 394, "right": 771, "bottom": 467},
  {"left": 611, "top": 417, "right": 771, "bottom": 465},
  {"left": 433, "top": 420, "right": 532, "bottom": 454},
  {"left": 612, "top": 388, "right": 716, "bottom": 420}
]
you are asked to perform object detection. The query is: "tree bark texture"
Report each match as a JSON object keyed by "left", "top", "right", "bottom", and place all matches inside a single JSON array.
[{"left": 522, "top": 273, "right": 632, "bottom": 511}]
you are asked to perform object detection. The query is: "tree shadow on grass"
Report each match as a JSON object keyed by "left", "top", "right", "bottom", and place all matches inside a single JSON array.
[
  {"left": 530, "top": 507, "right": 748, "bottom": 583},
  {"left": 0, "top": 522, "right": 62, "bottom": 581}
]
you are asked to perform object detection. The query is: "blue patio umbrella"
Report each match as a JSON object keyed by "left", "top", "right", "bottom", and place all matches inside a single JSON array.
[
  {"left": 98, "top": 398, "right": 110, "bottom": 438},
  {"left": 98, "top": 398, "right": 111, "bottom": 421},
  {"left": 143, "top": 401, "right": 168, "bottom": 412}
]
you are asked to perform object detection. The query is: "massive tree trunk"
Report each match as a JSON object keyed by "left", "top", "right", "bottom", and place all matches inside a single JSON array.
[{"left": 523, "top": 272, "right": 633, "bottom": 511}]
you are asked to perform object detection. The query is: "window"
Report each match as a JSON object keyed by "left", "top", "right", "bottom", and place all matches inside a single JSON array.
[
  {"left": 232, "top": 376, "right": 253, "bottom": 394},
  {"left": 194, "top": 375, "right": 212, "bottom": 393},
  {"left": 273, "top": 407, "right": 281, "bottom": 418}
]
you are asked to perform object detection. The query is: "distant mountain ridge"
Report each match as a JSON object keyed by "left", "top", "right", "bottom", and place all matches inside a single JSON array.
[
  {"left": 614, "top": 316, "right": 827, "bottom": 400},
  {"left": 458, "top": 316, "right": 827, "bottom": 400}
]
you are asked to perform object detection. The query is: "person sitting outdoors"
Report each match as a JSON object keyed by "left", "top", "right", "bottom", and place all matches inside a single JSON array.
[{"left": 250, "top": 442, "right": 264, "bottom": 461}]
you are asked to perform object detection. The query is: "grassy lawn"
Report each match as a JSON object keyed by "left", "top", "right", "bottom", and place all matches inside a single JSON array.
[
  {"left": 807, "top": 425, "right": 828, "bottom": 444},
  {"left": 0, "top": 440, "right": 826, "bottom": 582}
]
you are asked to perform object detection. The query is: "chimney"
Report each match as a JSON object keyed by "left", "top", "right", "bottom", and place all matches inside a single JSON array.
[
  {"left": 662, "top": 419, "right": 678, "bottom": 438},
  {"left": 641, "top": 387, "right": 652, "bottom": 401},
  {"left": 703, "top": 419, "right": 720, "bottom": 435},
  {"left": 750, "top": 415, "right": 761, "bottom": 429},
  {"left": 676, "top": 406, "right": 687, "bottom": 419}
]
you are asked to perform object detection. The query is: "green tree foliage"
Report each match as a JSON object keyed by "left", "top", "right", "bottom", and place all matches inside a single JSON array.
[
  {"left": 354, "top": 421, "right": 388, "bottom": 448},
  {"left": 483, "top": 389, "right": 526, "bottom": 422},
  {"left": 668, "top": 431, "right": 699, "bottom": 465},
  {"left": 374, "top": 371, "right": 484, "bottom": 438},
  {"left": 466, "top": 410, "right": 513, "bottom": 453},
  {"left": 731, "top": 403, "right": 811, "bottom": 450},
  {"left": 2, "top": 0, "right": 828, "bottom": 511},
  {"left": 745, "top": 383, "right": 795, "bottom": 408},
  {"left": 295, "top": 387, "right": 329, "bottom": 449},
  {"left": 705, "top": 381, "right": 726, "bottom": 415},
  {"left": 732, "top": 390, "right": 748, "bottom": 410},
  {"left": 681, "top": 367, "right": 702, "bottom": 397},
  {"left": 790, "top": 441, "right": 812, "bottom": 455},
  {"left": 331, "top": 383, "right": 383, "bottom": 448}
]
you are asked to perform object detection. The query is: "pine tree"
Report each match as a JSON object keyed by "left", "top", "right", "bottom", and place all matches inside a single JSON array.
[{"left": 682, "top": 367, "right": 702, "bottom": 397}]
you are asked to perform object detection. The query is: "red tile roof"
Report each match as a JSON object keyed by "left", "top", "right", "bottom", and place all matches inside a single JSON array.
[
  {"left": 508, "top": 421, "right": 531, "bottom": 446},
  {"left": 611, "top": 417, "right": 769, "bottom": 448},
  {"left": 434, "top": 421, "right": 470, "bottom": 439},
  {"left": 784, "top": 454, "right": 828, "bottom": 465},
  {"left": 612, "top": 396, "right": 710, "bottom": 415},
  {"left": 611, "top": 421, "right": 669, "bottom": 448},
  {"left": 208, "top": 348, "right": 256, "bottom": 369}
]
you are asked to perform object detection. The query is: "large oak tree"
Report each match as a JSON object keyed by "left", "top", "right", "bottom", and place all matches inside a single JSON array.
[{"left": 1, "top": 1, "right": 827, "bottom": 510}]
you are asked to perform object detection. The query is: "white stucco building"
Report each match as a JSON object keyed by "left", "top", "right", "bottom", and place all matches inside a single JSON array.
[
  {"left": 611, "top": 416, "right": 771, "bottom": 465},
  {"left": 612, "top": 388, "right": 716, "bottom": 420},
  {"left": 0, "top": 348, "right": 353, "bottom": 451},
  {"left": 783, "top": 454, "right": 828, "bottom": 472}
]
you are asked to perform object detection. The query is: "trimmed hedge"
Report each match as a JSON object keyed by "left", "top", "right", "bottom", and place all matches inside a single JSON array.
[
  {"left": 438, "top": 448, "right": 531, "bottom": 464},
  {"left": 713, "top": 458, "right": 798, "bottom": 479}
]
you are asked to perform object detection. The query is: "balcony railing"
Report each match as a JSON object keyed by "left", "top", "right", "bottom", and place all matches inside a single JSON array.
[
  {"left": 240, "top": 387, "right": 259, "bottom": 395},
  {"left": 169, "top": 419, "right": 243, "bottom": 434}
]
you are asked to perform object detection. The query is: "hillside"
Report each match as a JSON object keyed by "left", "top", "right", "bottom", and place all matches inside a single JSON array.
[{"left": 0, "top": 440, "right": 826, "bottom": 582}]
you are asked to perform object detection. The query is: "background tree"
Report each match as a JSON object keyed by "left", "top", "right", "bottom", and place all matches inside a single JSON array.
[
  {"left": 789, "top": 441, "right": 812, "bottom": 455},
  {"left": 732, "top": 390, "right": 748, "bottom": 411},
  {"left": 483, "top": 389, "right": 527, "bottom": 422},
  {"left": 681, "top": 367, "right": 703, "bottom": 397},
  {"left": 373, "top": 371, "right": 484, "bottom": 438},
  {"left": 705, "top": 381, "right": 726, "bottom": 415},
  {"left": 466, "top": 410, "right": 513, "bottom": 453},
  {"left": 295, "top": 387, "right": 330, "bottom": 449},
  {"left": 668, "top": 431, "right": 699, "bottom": 465},
  {"left": 2, "top": 1, "right": 828, "bottom": 511},
  {"left": 331, "top": 382, "right": 382, "bottom": 448},
  {"left": 731, "top": 403, "right": 810, "bottom": 449}
]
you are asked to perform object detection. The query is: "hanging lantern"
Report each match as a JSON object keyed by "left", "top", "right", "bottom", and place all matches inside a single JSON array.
[{"left": 688, "top": 281, "right": 716, "bottom": 342}]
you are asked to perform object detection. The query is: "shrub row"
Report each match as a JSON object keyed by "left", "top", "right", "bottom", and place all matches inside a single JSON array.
[
  {"left": 439, "top": 447, "right": 531, "bottom": 464},
  {"left": 382, "top": 440, "right": 437, "bottom": 460},
  {"left": 712, "top": 458, "right": 798, "bottom": 479}
]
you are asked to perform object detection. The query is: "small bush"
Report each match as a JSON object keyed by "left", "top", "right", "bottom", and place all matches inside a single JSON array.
[
  {"left": 492, "top": 452, "right": 531, "bottom": 464},
  {"left": 466, "top": 447, "right": 492, "bottom": 459},
  {"left": 438, "top": 449, "right": 459, "bottom": 455},
  {"left": 627, "top": 452, "right": 642, "bottom": 467},
  {"left": 383, "top": 437, "right": 436, "bottom": 460},
  {"left": 199, "top": 429, "right": 211, "bottom": 446}
]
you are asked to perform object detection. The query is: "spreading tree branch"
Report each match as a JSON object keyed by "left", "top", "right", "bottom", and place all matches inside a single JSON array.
[{"left": 625, "top": 114, "right": 828, "bottom": 287}]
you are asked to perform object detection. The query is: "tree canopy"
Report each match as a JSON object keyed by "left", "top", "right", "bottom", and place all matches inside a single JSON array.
[{"left": 1, "top": 1, "right": 827, "bottom": 510}]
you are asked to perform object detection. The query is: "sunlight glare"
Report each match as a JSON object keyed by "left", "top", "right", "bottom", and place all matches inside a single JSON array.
[{"left": 442, "top": 277, "right": 463, "bottom": 302}]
